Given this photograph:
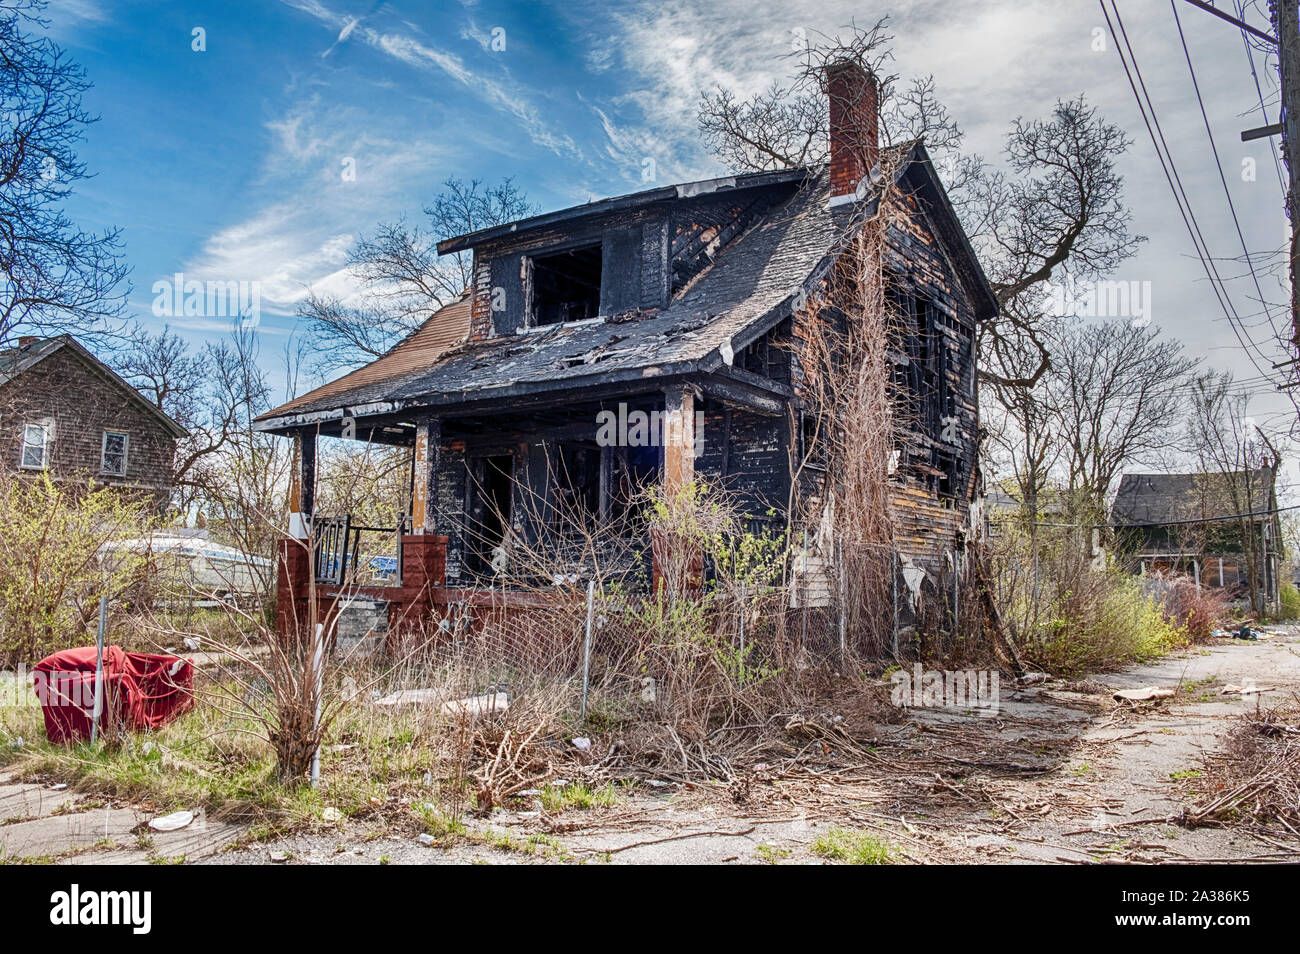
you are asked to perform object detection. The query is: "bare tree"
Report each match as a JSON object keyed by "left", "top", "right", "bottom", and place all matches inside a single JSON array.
[
  {"left": 112, "top": 322, "right": 268, "bottom": 511},
  {"left": 1187, "top": 371, "right": 1280, "bottom": 614},
  {"left": 298, "top": 176, "right": 537, "bottom": 371},
  {"left": 982, "top": 332, "right": 1064, "bottom": 520},
  {"left": 0, "top": 0, "right": 128, "bottom": 342},
  {"left": 696, "top": 20, "right": 1142, "bottom": 392},
  {"left": 1048, "top": 321, "right": 1198, "bottom": 508}
]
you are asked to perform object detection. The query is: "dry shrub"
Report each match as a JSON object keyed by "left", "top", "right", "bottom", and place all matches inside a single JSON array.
[
  {"left": 1186, "top": 700, "right": 1300, "bottom": 833},
  {"left": 1145, "top": 572, "right": 1227, "bottom": 643},
  {"left": 989, "top": 519, "right": 1186, "bottom": 676},
  {"left": 0, "top": 472, "right": 156, "bottom": 667}
]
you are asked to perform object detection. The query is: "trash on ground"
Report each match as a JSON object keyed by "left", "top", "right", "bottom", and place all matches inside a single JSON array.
[
  {"left": 1113, "top": 686, "right": 1175, "bottom": 703},
  {"left": 1220, "top": 684, "right": 1276, "bottom": 696},
  {"left": 148, "top": 810, "right": 194, "bottom": 832}
]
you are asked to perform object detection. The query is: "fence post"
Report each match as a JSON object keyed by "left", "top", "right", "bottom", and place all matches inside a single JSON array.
[
  {"left": 952, "top": 550, "right": 960, "bottom": 640},
  {"left": 580, "top": 579, "right": 595, "bottom": 722},
  {"left": 891, "top": 549, "right": 899, "bottom": 658},
  {"left": 837, "top": 541, "right": 847, "bottom": 661},
  {"left": 738, "top": 583, "right": 746, "bottom": 680},
  {"left": 309, "top": 621, "right": 324, "bottom": 788},
  {"left": 89, "top": 594, "right": 108, "bottom": 746}
]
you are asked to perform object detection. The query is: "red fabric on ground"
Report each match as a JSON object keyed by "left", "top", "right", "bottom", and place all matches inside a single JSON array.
[{"left": 32, "top": 646, "right": 194, "bottom": 744}]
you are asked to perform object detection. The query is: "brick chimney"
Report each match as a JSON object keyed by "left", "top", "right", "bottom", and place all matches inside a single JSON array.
[
  {"left": 17, "top": 335, "right": 36, "bottom": 348},
  {"left": 827, "top": 60, "right": 879, "bottom": 205}
]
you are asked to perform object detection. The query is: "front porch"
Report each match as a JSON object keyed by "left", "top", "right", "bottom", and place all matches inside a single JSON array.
[{"left": 270, "top": 378, "right": 790, "bottom": 643}]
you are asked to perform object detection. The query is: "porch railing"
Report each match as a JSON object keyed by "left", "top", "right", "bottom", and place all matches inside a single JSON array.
[{"left": 313, "top": 514, "right": 411, "bottom": 587}]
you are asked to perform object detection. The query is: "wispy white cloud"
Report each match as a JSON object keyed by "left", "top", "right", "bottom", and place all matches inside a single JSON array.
[
  {"left": 173, "top": 97, "right": 453, "bottom": 322},
  {"left": 280, "top": 0, "right": 580, "bottom": 158}
]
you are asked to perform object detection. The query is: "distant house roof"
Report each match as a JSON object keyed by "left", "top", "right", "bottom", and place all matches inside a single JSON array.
[
  {"left": 0, "top": 335, "right": 188, "bottom": 439},
  {"left": 1110, "top": 470, "right": 1276, "bottom": 527},
  {"left": 255, "top": 142, "right": 998, "bottom": 433}
]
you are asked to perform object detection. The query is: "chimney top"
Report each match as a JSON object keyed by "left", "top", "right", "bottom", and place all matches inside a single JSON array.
[
  {"left": 827, "top": 60, "right": 880, "bottom": 205},
  {"left": 17, "top": 336, "right": 37, "bottom": 348}
]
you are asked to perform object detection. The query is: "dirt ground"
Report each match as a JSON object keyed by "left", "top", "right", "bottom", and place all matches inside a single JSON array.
[{"left": 5, "top": 630, "right": 1299, "bottom": 865}]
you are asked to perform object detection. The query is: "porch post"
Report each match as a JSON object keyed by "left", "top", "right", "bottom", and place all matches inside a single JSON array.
[
  {"left": 289, "top": 428, "right": 316, "bottom": 539},
  {"left": 412, "top": 416, "right": 441, "bottom": 534},
  {"left": 662, "top": 386, "right": 695, "bottom": 495}
]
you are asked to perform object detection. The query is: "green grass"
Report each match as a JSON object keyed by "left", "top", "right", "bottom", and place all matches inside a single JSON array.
[
  {"left": 1169, "top": 769, "right": 1204, "bottom": 780},
  {"left": 540, "top": 781, "right": 617, "bottom": 812},
  {"left": 811, "top": 827, "right": 895, "bottom": 865},
  {"left": 754, "top": 844, "right": 791, "bottom": 864},
  {"left": 414, "top": 802, "right": 466, "bottom": 842}
]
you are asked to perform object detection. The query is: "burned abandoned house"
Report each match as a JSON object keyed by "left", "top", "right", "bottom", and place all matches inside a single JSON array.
[
  {"left": 0, "top": 335, "right": 187, "bottom": 509},
  {"left": 255, "top": 62, "right": 998, "bottom": 640}
]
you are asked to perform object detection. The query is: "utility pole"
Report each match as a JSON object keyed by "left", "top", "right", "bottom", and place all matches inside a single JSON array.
[{"left": 1277, "top": 0, "right": 1300, "bottom": 350}]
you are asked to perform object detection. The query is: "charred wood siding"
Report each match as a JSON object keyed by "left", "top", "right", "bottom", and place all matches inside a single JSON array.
[
  {"left": 785, "top": 190, "right": 979, "bottom": 577},
  {"left": 882, "top": 191, "right": 979, "bottom": 570},
  {"left": 697, "top": 401, "right": 789, "bottom": 531},
  {"left": 0, "top": 347, "right": 177, "bottom": 508}
]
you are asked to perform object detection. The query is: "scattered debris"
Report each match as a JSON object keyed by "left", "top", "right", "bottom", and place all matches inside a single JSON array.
[
  {"left": 322, "top": 807, "right": 342, "bottom": 823},
  {"left": 443, "top": 692, "right": 509, "bottom": 717},
  {"left": 1220, "top": 684, "right": 1277, "bottom": 696},
  {"left": 571, "top": 737, "right": 592, "bottom": 752},
  {"left": 148, "top": 810, "right": 194, "bottom": 832},
  {"left": 417, "top": 833, "right": 436, "bottom": 846},
  {"left": 1112, "top": 686, "right": 1175, "bottom": 704}
]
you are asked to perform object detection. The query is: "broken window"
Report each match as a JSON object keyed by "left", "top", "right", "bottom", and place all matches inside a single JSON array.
[
  {"left": 530, "top": 243, "right": 602, "bottom": 326},
  {"left": 552, "top": 442, "right": 601, "bottom": 531},
  {"left": 889, "top": 288, "right": 949, "bottom": 438},
  {"left": 610, "top": 444, "right": 659, "bottom": 525},
  {"left": 466, "top": 454, "right": 514, "bottom": 576},
  {"left": 101, "top": 430, "right": 128, "bottom": 476},
  {"left": 20, "top": 420, "right": 50, "bottom": 469}
]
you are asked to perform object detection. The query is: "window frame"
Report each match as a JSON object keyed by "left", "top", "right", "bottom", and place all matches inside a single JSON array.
[
  {"left": 100, "top": 430, "right": 129, "bottom": 477},
  {"left": 525, "top": 241, "right": 605, "bottom": 329},
  {"left": 19, "top": 420, "right": 51, "bottom": 470}
]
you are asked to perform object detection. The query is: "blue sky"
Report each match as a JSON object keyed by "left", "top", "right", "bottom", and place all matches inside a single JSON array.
[{"left": 43, "top": 0, "right": 1295, "bottom": 449}]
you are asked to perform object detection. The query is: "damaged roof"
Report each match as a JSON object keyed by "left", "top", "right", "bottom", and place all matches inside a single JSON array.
[
  {"left": 256, "top": 144, "right": 996, "bottom": 433},
  {"left": 269, "top": 297, "right": 472, "bottom": 420}
]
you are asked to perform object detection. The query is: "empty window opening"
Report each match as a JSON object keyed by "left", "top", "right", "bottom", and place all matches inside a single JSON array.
[
  {"left": 468, "top": 455, "right": 514, "bottom": 575},
  {"left": 531, "top": 244, "right": 602, "bottom": 326},
  {"left": 101, "top": 431, "right": 128, "bottom": 476},
  {"left": 552, "top": 442, "right": 601, "bottom": 531},
  {"left": 610, "top": 444, "right": 660, "bottom": 525},
  {"left": 20, "top": 421, "right": 50, "bottom": 470}
]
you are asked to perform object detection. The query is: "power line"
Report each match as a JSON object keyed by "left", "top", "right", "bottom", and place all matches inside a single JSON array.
[
  {"left": 1236, "top": 0, "right": 1288, "bottom": 192},
  {"left": 1171, "top": 0, "right": 1286, "bottom": 347},
  {"left": 1101, "top": 1, "right": 1278, "bottom": 382}
]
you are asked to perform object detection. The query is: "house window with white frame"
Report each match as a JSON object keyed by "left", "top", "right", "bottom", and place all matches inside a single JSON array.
[
  {"left": 101, "top": 430, "right": 128, "bottom": 476},
  {"left": 20, "top": 421, "right": 51, "bottom": 470}
]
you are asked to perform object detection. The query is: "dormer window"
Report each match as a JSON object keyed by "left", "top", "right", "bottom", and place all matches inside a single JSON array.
[{"left": 529, "top": 243, "right": 602, "bottom": 326}]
